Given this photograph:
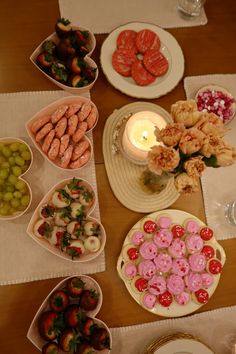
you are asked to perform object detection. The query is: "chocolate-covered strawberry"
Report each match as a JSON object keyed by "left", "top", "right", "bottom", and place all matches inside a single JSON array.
[
  {"left": 58, "top": 328, "right": 79, "bottom": 352},
  {"left": 74, "top": 30, "right": 89, "bottom": 46},
  {"left": 36, "top": 52, "right": 53, "bottom": 69},
  {"left": 79, "top": 289, "right": 99, "bottom": 311},
  {"left": 80, "top": 316, "right": 97, "bottom": 336},
  {"left": 56, "top": 38, "right": 76, "bottom": 59},
  {"left": 49, "top": 290, "right": 69, "bottom": 312},
  {"left": 90, "top": 327, "right": 110, "bottom": 350},
  {"left": 76, "top": 342, "right": 94, "bottom": 354},
  {"left": 64, "top": 304, "right": 84, "bottom": 327},
  {"left": 66, "top": 276, "right": 85, "bottom": 297},
  {"left": 82, "top": 66, "right": 97, "bottom": 82},
  {"left": 68, "top": 74, "right": 87, "bottom": 88},
  {"left": 42, "top": 341, "right": 59, "bottom": 354},
  {"left": 66, "top": 57, "right": 85, "bottom": 74},
  {"left": 51, "top": 62, "right": 68, "bottom": 83},
  {"left": 55, "top": 18, "right": 72, "bottom": 38},
  {"left": 38, "top": 311, "right": 64, "bottom": 341}
]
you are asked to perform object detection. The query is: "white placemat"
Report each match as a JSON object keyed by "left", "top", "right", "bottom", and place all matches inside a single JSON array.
[
  {"left": 58, "top": 0, "right": 207, "bottom": 34},
  {"left": 110, "top": 305, "right": 236, "bottom": 354},
  {"left": 0, "top": 90, "right": 105, "bottom": 285},
  {"left": 184, "top": 74, "right": 236, "bottom": 240}
]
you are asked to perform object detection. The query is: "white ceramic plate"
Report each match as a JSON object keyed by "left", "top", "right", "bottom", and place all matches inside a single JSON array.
[
  {"left": 100, "top": 22, "right": 184, "bottom": 98},
  {"left": 153, "top": 338, "right": 214, "bottom": 354},
  {"left": 117, "top": 209, "right": 226, "bottom": 317}
]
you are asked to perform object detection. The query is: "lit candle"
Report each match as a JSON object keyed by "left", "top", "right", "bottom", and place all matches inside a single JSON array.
[{"left": 122, "top": 111, "right": 167, "bottom": 164}]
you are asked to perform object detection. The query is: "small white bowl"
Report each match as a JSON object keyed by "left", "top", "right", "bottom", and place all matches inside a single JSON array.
[
  {"left": 30, "top": 26, "right": 98, "bottom": 94},
  {"left": 0, "top": 137, "right": 33, "bottom": 220}
]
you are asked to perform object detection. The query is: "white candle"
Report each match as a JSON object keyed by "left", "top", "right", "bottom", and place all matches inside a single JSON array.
[{"left": 122, "top": 111, "right": 167, "bottom": 164}]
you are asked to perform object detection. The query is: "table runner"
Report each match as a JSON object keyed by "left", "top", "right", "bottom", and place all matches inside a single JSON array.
[
  {"left": 184, "top": 74, "right": 236, "bottom": 241},
  {"left": 110, "top": 305, "right": 236, "bottom": 354},
  {"left": 0, "top": 90, "right": 105, "bottom": 285},
  {"left": 58, "top": 0, "right": 207, "bottom": 34}
]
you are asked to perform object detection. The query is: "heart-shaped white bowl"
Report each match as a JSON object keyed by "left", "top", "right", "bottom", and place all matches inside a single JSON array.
[
  {"left": 26, "top": 177, "right": 106, "bottom": 262},
  {"left": 27, "top": 275, "right": 112, "bottom": 353},
  {"left": 30, "top": 26, "right": 98, "bottom": 94},
  {"left": 25, "top": 95, "right": 98, "bottom": 171}
]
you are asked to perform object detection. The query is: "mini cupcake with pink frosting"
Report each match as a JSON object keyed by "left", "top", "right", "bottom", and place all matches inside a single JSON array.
[
  {"left": 175, "top": 291, "right": 191, "bottom": 306},
  {"left": 185, "top": 234, "right": 204, "bottom": 254},
  {"left": 184, "top": 219, "right": 200, "bottom": 234},
  {"left": 172, "top": 258, "right": 190, "bottom": 277},
  {"left": 148, "top": 275, "right": 167, "bottom": 295},
  {"left": 138, "top": 260, "right": 156, "bottom": 280},
  {"left": 122, "top": 262, "right": 137, "bottom": 280},
  {"left": 129, "top": 230, "right": 145, "bottom": 246},
  {"left": 156, "top": 215, "right": 172, "bottom": 229},
  {"left": 139, "top": 240, "right": 158, "bottom": 260},
  {"left": 168, "top": 238, "right": 186, "bottom": 258},
  {"left": 167, "top": 274, "right": 185, "bottom": 295},
  {"left": 185, "top": 271, "right": 202, "bottom": 292},
  {"left": 141, "top": 292, "right": 157, "bottom": 309},
  {"left": 188, "top": 253, "right": 206, "bottom": 272},
  {"left": 154, "top": 229, "right": 173, "bottom": 248},
  {"left": 154, "top": 252, "right": 173, "bottom": 274},
  {"left": 201, "top": 272, "right": 214, "bottom": 288}
]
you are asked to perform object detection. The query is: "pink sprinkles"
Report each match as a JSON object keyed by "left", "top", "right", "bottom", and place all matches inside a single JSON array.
[{"left": 196, "top": 89, "right": 235, "bottom": 123}]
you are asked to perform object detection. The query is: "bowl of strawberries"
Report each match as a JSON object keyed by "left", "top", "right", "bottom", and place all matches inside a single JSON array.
[{"left": 27, "top": 275, "right": 112, "bottom": 353}]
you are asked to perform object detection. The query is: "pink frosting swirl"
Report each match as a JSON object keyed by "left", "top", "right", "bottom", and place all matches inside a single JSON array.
[
  {"left": 201, "top": 272, "right": 214, "bottom": 288},
  {"left": 167, "top": 274, "right": 185, "bottom": 295},
  {"left": 185, "top": 220, "right": 199, "bottom": 234},
  {"left": 157, "top": 216, "right": 172, "bottom": 229},
  {"left": 142, "top": 292, "right": 157, "bottom": 309},
  {"left": 175, "top": 291, "right": 190, "bottom": 305},
  {"left": 189, "top": 253, "right": 206, "bottom": 272},
  {"left": 168, "top": 238, "right": 186, "bottom": 258},
  {"left": 172, "top": 258, "right": 190, "bottom": 277},
  {"left": 148, "top": 275, "right": 166, "bottom": 295},
  {"left": 154, "top": 229, "right": 173, "bottom": 248},
  {"left": 131, "top": 231, "right": 145, "bottom": 245},
  {"left": 123, "top": 263, "right": 137, "bottom": 279},
  {"left": 138, "top": 260, "right": 156, "bottom": 280},
  {"left": 154, "top": 252, "right": 173, "bottom": 273},
  {"left": 185, "top": 271, "right": 202, "bottom": 292},
  {"left": 186, "top": 235, "right": 204, "bottom": 254},
  {"left": 139, "top": 241, "right": 157, "bottom": 260}
]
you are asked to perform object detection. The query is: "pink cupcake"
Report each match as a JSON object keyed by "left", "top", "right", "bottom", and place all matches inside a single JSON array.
[
  {"left": 168, "top": 238, "right": 186, "bottom": 258},
  {"left": 130, "top": 230, "right": 145, "bottom": 246},
  {"left": 154, "top": 252, "right": 173, "bottom": 273},
  {"left": 189, "top": 253, "right": 206, "bottom": 272},
  {"left": 156, "top": 215, "right": 172, "bottom": 229},
  {"left": 185, "top": 271, "right": 202, "bottom": 292},
  {"left": 201, "top": 272, "right": 214, "bottom": 288},
  {"left": 166, "top": 274, "right": 185, "bottom": 295},
  {"left": 148, "top": 275, "right": 167, "bottom": 295},
  {"left": 175, "top": 291, "right": 191, "bottom": 305},
  {"left": 172, "top": 258, "right": 190, "bottom": 277},
  {"left": 185, "top": 219, "right": 199, "bottom": 234},
  {"left": 138, "top": 260, "right": 156, "bottom": 280},
  {"left": 122, "top": 262, "right": 137, "bottom": 280},
  {"left": 141, "top": 291, "right": 157, "bottom": 309},
  {"left": 185, "top": 234, "right": 204, "bottom": 254},
  {"left": 154, "top": 229, "right": 173, "bottom": 248},
  {"left": 139, "top": 240, "right": 158, "bottom": 260}
]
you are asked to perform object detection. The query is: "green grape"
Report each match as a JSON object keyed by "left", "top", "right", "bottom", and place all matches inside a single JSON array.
[
  {"left": 15, "top": 180, "right": 26, "bottom": 190},
  {"left": 12, "top": 151, "right": 19, "bottom": 157},
  {"left": 12, "top": 166, "right": 22, "bottom": 177},
  {"left": 0, "top": 155, "right": 6, "bottom": 164},
  {"left": 19, "top": 143, "right": 28, "bottom": 152},
  {"left": 0, "top": 206, "right": 8, "bottom": 216},
  {"left": 14, "top": 156, "right": 25, "bottom": 167},
  {"left": 0, "top": 191, "right": 2, "bottom": 200},
  {"left": 13, "top": 191, "right": 22, "bottom": 199},
  {"left": 0, "top": 179, "right": 4, "bottom": 186},
  {"left": 3, "top": 192, "right": 13, "bottom": 201},
  {"left": 2, "top": 146, "right": 11, "bottom": 158},
  {"left": 21, "top": 150, "right": 31, "bottom": 161},
  {"left": 0, "top": 143, "right": 4, "bottom": 151},
  {"left": 9, "top": 142, "right": 20, "bottom": 152},
  {"left": 21, "top": 194, "right": 30, "bottom": 207},
  {"left": 0, "top": 168, "right": 9, "bottom": 179},
  {"left": 8, "top": 156, "right": 15, "bottom": 165},
  {"left": 6, "top": 184, "right": 14, "bottom": 192},
  {"left": 8, "top": 174, "right": 18, "bottom": 185},
  {"left": 11, "top": 198, "right": 20, "bottom": 208},
  {"left": 1, "top": 161, "right": 10, "bottom": 169},
  {"left": 18, "top": 204, "right": 26, "bottom": 211},
  {"left": 21, "top": 164, "right": 29, "bottom": 173}
]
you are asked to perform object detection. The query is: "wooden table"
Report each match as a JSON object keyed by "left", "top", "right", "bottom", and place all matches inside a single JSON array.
[{"left": 0, "top": 1, "right": 236, "bottom": 353}]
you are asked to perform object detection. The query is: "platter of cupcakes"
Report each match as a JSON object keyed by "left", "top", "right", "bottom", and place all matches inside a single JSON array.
[{"left": 117, "top": 209, "right": 226, "bottom": 317}]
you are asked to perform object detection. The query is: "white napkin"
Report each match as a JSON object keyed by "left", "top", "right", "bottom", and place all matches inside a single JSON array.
[
  {"left": 58, "top": 0, "right": 207, "bottom": 34},
  {"left": 184, "top": 74, "right": 236, "bottom": 240},
  {"left": 0, "top": 91, "right": 105, "bottom": 285},
  {"left": 110, "top": 305, "right": 236, "bottom": 354}
]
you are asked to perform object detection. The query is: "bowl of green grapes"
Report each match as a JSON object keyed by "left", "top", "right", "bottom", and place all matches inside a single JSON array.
[{"left": 0, "top": 137, "right": 33, "bottom": 219}]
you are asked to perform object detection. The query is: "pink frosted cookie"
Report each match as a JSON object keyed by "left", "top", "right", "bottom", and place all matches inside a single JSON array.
[
  {"left": 131, "top": 276, "right": 148, "bottom": 293},
  {"left": 130, "top": 230, "right": 145, "bottom": 245},
  {"left": 166, "top": 274, "right": 185, "bottom": 295},
  {"left": 168, "top": 238, "right": 186, "bottom": 258},
  {"left": 154, "top": 252, "right": 172, "bottom": 273},
  {"left": 185, "top": 271, "right": 202, "bottom": 292},
  {"left": 139, "top": 240, "right": 158, "bottom": 260},
  {"left": 185, "top": 234, "right": 204, "bottom": 254},
  {"left": 172, "top": 258, "right": 190, "bottom": 277},
  {"left": 141, "top": 292, "right": 157, "bottom": 309},
  {"left": 185, "top": 219, "right": 199, "bottom": 234},
  {"left": 156, "top": 215, "right": 172, "bottom": 229},
  {"left": 122, "top": 262, "right": 137, "bottom": 280},
  {"left": 138, "top": 260, "right": 156, "bottom": 280},
  {"left": 154, "top": 229, "right": 173, "bottom": 248},
  {"left": 148, "top": 275, "right": 166, "bottom": 295},
  {"left": 201, "top": 272, "right": 214, "bottom": 288},
  {"left": 175, "top": 291, "right": 190, "bottom": 305},
  {"left": 189, "top": 253, "right": 206, "bottom": 272}
]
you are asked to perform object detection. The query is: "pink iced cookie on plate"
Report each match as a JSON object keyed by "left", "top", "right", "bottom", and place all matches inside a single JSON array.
[
  {"left": 122, "top": 262, "right": 137, "bottom": 280},
  {"left": 142, "top": 292, "right": 157, "bottom": 309},
  {"left": 185, "top": 219, "right": 199, "bottom": 234},
  {"left": 167, "top": 274, "right": 185, "bottom": 295},
  {"left": 175, "top": 291, "right": 190, "bottom": 305},
  {"left": 130, "top": 230, "right": 145, "bottom": 245},
  {"left": 168, "top": 238, "right": 186, "bottom": 258},
  {"left": 172, "top": 258, "right": 190, "bottom": 277},
  {"left": 148, "top": 275, "right": 167, "bottom": 295},
  {"left": 139, "top": 240, "right": 158, "bottom": 260},
  {"left": 138, "top": 260, "right": 156, "bottom": 280},
  {"left": 154, "top": 252, "right": 172, "bottom": 273},
  {"left": 185, "top": 271, "right": 202, "bottom": 292},
  {"left": 154, "top": 229, "right": 173, "bottom": 248},
  {"left": 189, "top": 253, "right": 206, "bottom": 272},
  {"left": 156, "top": 215, "right": 172, "bottom": 229},
  {"left": 186, "top": 235, "right": 204, "bottom": 254},
  {"left": 201, "top": 272, "right": 214, "bottom": 288}
]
